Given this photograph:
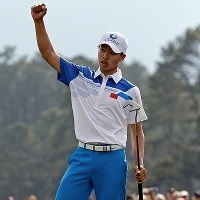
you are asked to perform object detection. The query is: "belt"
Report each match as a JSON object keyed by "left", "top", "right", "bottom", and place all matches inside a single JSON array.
[{"left": 78, "top": 141, "right": 123, "bottom": 152}]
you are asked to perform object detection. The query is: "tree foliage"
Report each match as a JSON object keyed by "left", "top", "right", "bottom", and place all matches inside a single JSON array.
[{"left": 144, "top": 26, "right": 200, "bottom": 193}]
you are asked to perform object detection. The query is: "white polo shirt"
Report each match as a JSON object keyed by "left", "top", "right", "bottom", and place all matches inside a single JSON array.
[{"left": 58, "top": 57, "right": 147, "bottom": 147}]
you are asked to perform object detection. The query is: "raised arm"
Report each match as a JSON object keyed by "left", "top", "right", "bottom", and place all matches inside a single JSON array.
[{"left": 31, "top": 4, "right": 60, "bottom": 72}]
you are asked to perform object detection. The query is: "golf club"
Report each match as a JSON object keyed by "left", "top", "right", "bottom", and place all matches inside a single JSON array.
[{"left": 123, "top": 100, "right": 143, "bottom": 200}]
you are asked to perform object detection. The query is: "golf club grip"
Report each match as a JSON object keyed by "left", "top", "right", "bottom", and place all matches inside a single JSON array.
[{"left": 138, "top": 183, "right": 143, "bottom": 200}]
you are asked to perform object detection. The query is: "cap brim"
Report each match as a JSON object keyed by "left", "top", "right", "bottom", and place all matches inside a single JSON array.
[{"left": 99, "top": 42, "right": 122, "bottom": 53}]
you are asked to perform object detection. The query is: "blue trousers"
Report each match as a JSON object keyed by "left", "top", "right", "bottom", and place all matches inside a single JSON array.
[{"left": 55, "top": 147, "right": 127, "bottom": 200}]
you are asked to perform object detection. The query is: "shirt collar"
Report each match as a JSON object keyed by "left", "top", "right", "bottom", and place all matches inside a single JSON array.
[{"left": 94, "top": 68, "right": 122, "bottom": 84}]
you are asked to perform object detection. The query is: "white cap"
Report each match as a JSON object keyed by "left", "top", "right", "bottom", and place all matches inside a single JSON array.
[{"left": 99, "top": 31, "right": 128, "bottom": 54}]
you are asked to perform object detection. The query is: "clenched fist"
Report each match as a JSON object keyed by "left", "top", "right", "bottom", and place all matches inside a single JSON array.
[{"left": 31, "top": 4, "right": 47, "bottom": 21}]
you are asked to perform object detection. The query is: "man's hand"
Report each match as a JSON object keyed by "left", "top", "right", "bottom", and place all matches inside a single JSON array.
[
  {"left": 31, "top": 4, "right": 47, "bottom": 21},
  {"left": 134, "top": 165, "right": 147, "bottom": 184}
]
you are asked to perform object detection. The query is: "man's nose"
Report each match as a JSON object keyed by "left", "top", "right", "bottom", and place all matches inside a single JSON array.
[{"left": 103, "top": 51, "right": 109, "bottom": 59}]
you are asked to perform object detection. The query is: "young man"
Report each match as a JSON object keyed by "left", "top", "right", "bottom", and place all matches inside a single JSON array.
[{"left": 31, "top": 4, "right": 148, "bottom": 200}]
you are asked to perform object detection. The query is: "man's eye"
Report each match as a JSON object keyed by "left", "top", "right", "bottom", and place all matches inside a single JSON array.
[{"left": 110, "top": 52, "right": 116, "bottom": 55}]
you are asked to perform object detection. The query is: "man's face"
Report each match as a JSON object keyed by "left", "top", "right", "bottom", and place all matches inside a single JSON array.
[{"left": 98, "top": 44, "right": 126, "bottom": 76}]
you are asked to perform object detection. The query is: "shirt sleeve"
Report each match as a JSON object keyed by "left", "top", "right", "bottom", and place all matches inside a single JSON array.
[
  {"left": 124, "top": 86, "right": 148, "bottom": 124},
  {"left": 57, "top": 57, "right": 80, "bottom": 86}
]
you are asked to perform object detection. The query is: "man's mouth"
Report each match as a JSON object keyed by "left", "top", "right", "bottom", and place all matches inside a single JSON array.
[{"left": 101, "top": 60, "right": 108, "bottom": 66}]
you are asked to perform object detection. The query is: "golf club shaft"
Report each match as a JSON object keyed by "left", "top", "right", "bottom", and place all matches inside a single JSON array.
[{"left": 135, "top": 111, "right": 143, "bottom": 200}]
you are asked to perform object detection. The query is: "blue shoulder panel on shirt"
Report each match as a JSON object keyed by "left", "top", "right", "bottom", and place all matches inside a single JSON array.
[
  {"left": 58, "top": 57, "right": 97, "bottom": 86},
  {"left": 93, "top": 75, "right": 103, "bottom": 84},
  {"left": 81, "top": 66, "right": 93, "bottom": 79},
  {"left": 58, "top": 58, "right": 134, "bottom": 93},
  {"left": 57, "top": 57, "right": 79, "bottom": 85},
  {"left": 79, "top": 65, "right": 103, "bottom": 85},
  {"left": 107, "top": 77, "right": 135, "bottom": 92}
]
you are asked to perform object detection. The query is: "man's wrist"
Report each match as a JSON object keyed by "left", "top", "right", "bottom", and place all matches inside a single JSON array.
[{"left": 135, "top": 160, "right": 144, "bottom": 167}]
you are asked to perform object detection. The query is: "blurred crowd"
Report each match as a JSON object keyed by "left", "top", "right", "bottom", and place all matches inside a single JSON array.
[
  {"left": 7, "top": 194, "right": 38, "bottom": 200},
  {"left": 6, "top": 188, "right": 200, "bottom": 200},
  {"left": 126, "top": 187, "right": 200, "bottom": 200}
]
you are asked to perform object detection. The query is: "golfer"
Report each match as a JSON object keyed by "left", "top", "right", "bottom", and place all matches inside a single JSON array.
[{"left": 31, "top": 3, "right": 148, "bottom": 200}]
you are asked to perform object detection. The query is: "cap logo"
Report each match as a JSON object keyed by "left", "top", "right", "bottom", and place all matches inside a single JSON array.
[
  {"left": 104, "top": 33, "right": 119, "bottom": 46},
  {"left": 109, "top": 34, "right": 118, "bottom": 39}
]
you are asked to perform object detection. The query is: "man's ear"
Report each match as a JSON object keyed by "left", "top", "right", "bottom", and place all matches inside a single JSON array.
[{"left": 120, "top": 54, "right": 126, "bottom": 62}]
